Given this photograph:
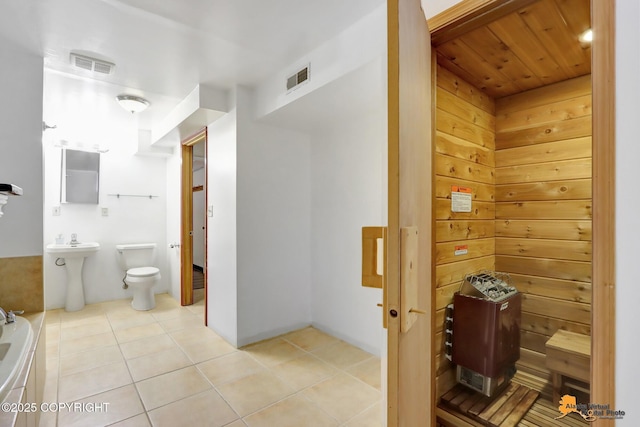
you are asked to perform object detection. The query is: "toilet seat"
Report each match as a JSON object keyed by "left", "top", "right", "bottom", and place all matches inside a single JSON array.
[{"left": 127, "top": 267, "right": 160, "bottom": 278}]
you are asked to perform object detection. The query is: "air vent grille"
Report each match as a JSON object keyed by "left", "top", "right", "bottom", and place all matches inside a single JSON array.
[
  {"left": 73, "top": 56, "right": 93, "bottom": 71},
  {"left": 70, "top": 53, "right": 115, "bottom": 75},
  {"left": 93, "top": 62, "right": 113, "bottom": 74},
  {"left": 286, "top": 65, "right": 310, "bottom": 92}
]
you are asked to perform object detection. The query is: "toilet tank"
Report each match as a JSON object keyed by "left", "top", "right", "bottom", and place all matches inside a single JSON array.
[{"left": 115, "top": 243, "right": 157, "bottom": 270}]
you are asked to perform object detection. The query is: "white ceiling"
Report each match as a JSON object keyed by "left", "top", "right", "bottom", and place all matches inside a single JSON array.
[
  {"left": 0, "top": 0, "right": 462, "bottom": 139},
  {"left": 1, "top": 0, "right": 385, "bottom": 114}
]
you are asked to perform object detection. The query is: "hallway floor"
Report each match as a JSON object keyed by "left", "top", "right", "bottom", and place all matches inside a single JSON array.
[{"left": 41, "top": 294, "right": 382, "bottom": 427}]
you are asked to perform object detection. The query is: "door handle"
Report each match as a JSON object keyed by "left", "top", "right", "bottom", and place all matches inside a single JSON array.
[
  {"left": 363, "top": 227, "right": 387, "bottom": 329},
  {"left": 362, "top": 227, "right": 386, "bottom": 289}
]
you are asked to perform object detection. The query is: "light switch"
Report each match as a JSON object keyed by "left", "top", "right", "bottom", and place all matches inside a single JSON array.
[
  {"left": 207, "top": 205, "right": 213, "bottom": 217},
  {"left": 101, "top": 207, "right": 109, "bottom": 216},
  {"left": 52, "top": 206, "right": 61, "bottom": 216}
]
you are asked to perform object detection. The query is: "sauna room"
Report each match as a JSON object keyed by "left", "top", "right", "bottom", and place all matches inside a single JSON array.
[{"left": 431, "top": 0, "right": 593, "bottom": 425}]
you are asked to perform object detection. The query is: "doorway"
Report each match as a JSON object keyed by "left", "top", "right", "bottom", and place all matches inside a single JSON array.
[
  {"left": 181, "top": 128, "right": 208, "bottom": 325},
  {"left": 426, "top": 0, "right": 615, "bottom": 421},
  {"left": 192, "top": 140, "right": 206, "bottom": 305}
]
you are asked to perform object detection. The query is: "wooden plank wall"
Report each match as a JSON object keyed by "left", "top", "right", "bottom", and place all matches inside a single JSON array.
[
  {"left": 494, "top": 75, "right": 592, "bottom": 381},
  {"left": 434, "top": 65, "right": 496, "bottom": 397},
  {"left": 434, "top": 70, "right": 593, "bottom": 402}
]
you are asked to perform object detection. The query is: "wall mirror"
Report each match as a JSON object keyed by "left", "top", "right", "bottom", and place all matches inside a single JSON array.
[{"left": 60, "top": 148, "right": 100, "bottom": 204}]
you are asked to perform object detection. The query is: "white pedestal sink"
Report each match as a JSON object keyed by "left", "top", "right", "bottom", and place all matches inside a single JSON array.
[{"left": 46, "top": 242, "right": 100, "bottom": 311}]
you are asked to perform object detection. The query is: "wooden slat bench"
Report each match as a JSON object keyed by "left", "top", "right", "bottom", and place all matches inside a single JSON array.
[{"left": 545, "top": 330, "right": 591, "bottom": 404}]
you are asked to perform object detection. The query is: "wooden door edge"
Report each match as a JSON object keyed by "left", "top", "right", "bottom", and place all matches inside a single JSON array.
[
  {"left": 590, "top": 0, "right": 616, "bottom": 420},
  {"left": 180, "top": 144, "right": 194, "bottom": 306}
]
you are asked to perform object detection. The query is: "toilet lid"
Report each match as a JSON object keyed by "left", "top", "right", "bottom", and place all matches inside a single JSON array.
[{"left": 128, "top": 267, "right": 159, "bottom": 277}]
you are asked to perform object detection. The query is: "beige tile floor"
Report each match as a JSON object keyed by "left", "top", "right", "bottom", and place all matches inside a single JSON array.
[{"left": 41, "top": 292, "right": 383, "bottom": 427}]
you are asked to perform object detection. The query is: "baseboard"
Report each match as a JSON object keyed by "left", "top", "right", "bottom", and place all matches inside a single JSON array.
[
  {"left": 237, "top": 321, "right": 312, "bottom": 348},
  {"left": 310, "top": 321, "right": 382, "bottom": 357}
]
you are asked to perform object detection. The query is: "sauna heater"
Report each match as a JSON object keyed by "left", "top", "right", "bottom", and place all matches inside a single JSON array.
[{"left": 446, "top": 271, "right": 521, "bottom": 397}]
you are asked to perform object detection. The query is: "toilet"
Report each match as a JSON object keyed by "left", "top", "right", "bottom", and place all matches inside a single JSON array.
[{"left": 115, "top": 243, "right": 161, "bottom": 310}]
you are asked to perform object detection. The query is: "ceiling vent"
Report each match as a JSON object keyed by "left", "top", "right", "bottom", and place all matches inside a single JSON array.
[
  {"left": 70, "top": 52, "right": 115, "bottom": 75},
  {"left": 286, "top": 64, "right": 310, "bottom": 92}
]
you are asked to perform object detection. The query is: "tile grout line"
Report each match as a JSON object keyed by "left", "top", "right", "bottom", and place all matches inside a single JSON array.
[
  {"left": 233, "top": 335, "right": 381, "bottom": 425},
  {"left": 157, "top": 299, "right": 237, "bottom": 419},
  {"left": 52, "top": 311, "right": 62, "bottom": 427},
  {"left": 194, "top": 335, "right": 327, "bottom": 423},
  {"left": 139, "top": 306, "right": 243, "bottom": 425},
  {"left": 285, "top": 336, "right": 382, "bottom": 426},
  {"left": 106, "top": 303, "right": 152, "bottom": 427},
  {"left": 48, "top": 298, "right": 381, "bottom": 427},
  {"left": 339, "top": 399, "right": 382, "bottom": 426},
  {"left": 110, "top": 297, "right": 198, "bottom": 425},
  {"left": 127, "top": 299, "right": 209, "bottom": 423},
  {"left": 280, "top": 336, "right": 382, "bottom": 394},
  {"left": 56, "top": 306, "right": 129, "bottom": 425},
  {"left": 193, "top": 361, "right": 243, "bottom": 424}
]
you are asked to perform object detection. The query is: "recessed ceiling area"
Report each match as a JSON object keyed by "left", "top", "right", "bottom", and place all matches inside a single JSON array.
[
  {"left": 432, "top": 0, "right": 591, "bottom": 98},
  {"left": 0, "top": 0, "right": 385, "bottom": 102},
  {"left": 259, "top": 58, "right": 386, "bottom": 133}
]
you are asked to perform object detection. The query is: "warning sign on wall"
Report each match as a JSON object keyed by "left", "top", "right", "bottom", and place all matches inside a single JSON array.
[
  {"left": 451, "top": 186, "right": 472, "bottom": 213},
  {"left": 454, "top": 245, "right": 468, "bottom": 256}
]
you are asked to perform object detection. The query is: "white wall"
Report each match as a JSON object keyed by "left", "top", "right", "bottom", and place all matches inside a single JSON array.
[
  {"left": 205, "top": 86, "right": 313, "bottom": 347},
  {"left": 615, "top": 0, "right": 640, "bottom": 423},
  {"left": 236, "top": 86, "right": 312, "bottom": 346},
  {"left": 0, "top": 37, "right": 43, "bottom": 257},
  {"left": 42, "top": 72, "right": 169, "bottom": 309},
  {"left": 165, "top": 148, "right": 182, "bottom": 300},
  {"left": 309, "top": 99, "right": 386, "bottom": 356},
  {"left": 249, "top": 2, "right": 387, "bottom": 355},
  {"left": 254, "top": 3, "right": 386, "bottom": 120},
  {"left": 206, "top": 101, "right": 239, "bottom": 346}
]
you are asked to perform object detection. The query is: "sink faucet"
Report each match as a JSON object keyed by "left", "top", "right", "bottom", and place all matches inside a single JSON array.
[
  {"left": 0, "top": 308, "right": 22, "bottom": 324},
  {"left": 70, "top": 233, "right": 79, "bottom": 245}
]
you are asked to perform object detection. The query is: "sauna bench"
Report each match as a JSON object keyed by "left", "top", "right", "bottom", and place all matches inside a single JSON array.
[{"left": 545, "top": 330, "right": 591, "bottom": 403}]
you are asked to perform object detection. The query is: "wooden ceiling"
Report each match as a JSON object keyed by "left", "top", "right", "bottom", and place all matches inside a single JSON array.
[{"left": 431, "top": 0, "right": 591, "bottom": 99}]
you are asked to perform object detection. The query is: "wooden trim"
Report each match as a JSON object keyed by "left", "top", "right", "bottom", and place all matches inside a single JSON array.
[
  {"left": 180, "top": 144, "right": 194, "bottom": 307},
  {"left": 430, "top": 46, "right": 438, "bottom": 424},
  {"left": 182, "top": 128, "right": 207, "bottom": 147},
  {"left": 180, "top": 127, "right": 209, "bottom": 325},
  {"left": 428, "top": 0, "right": 537, "bottom": 46},
  {"left": 386, "top": 0, "right": 400, "bottom": 423},
  {"left": 590, "top": 0, "right": 615, "bottom": 422},
  {"left": 430, "top": 0, "right": 615, "bottom": 420},
  {"left": 203, "top": 129, "right": 208, "bottom": 326},
  {"left": 428, "top": 0, "right": 498, "bottom": 31}
]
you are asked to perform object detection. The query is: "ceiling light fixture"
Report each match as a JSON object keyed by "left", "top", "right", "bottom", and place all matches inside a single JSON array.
[
  {"left": 116, "top": 94, "right": 150, "bottom": 114},
  {"left": 579, "top": 29, "right": 593, "bottom": 43}
]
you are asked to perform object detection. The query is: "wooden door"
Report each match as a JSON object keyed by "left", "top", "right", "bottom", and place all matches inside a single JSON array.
[
  {"left": 181, "top": 128, "right": 208, "bottom": 325},
  {"left": 180, "top": 143, "right": 194, "bottom": 306},
  {"left": 386, "top": 0, "right": 434, "bottom": 425}
]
